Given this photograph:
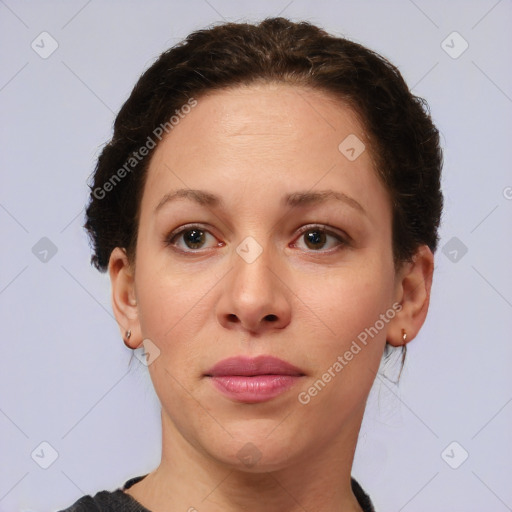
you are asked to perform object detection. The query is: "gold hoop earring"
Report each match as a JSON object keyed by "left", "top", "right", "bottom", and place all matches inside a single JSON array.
[{"left": 401, "top": 329, "right": 407, "bottom": 343}]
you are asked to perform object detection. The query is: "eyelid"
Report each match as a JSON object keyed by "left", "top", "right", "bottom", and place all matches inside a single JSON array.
[
  {"left": 165, "top": 223, "right": 222, "bottom": 252},
  {"left": 165, "top": 223, "right": 350, "bottom": 253},
  {"left": 291, "top": 223, "right": 350, "bottom": 249}
]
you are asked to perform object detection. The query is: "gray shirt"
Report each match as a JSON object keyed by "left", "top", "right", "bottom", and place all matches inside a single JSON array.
[{"left": 57, "top": 474, "right": 375, "bottom": 511}]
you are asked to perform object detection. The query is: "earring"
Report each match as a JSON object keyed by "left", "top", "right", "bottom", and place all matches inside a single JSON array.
[
  {"left": 123, "top": 330, "right": 133, "bottom": 348},
  {"left": 401, "top": 329, "right": 407, "bottom": 343}
]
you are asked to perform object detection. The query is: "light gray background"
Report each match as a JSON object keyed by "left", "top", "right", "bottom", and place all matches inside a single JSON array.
[{"left": 1, "top": 1, "right": 511, "bottom": 511}]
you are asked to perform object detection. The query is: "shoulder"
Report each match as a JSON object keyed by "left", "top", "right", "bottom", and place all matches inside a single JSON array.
[
  {"left": 57, "top": 476, "right": 149, "bottom": 512},
  {"left": 351, "top": 477, "right": 376, "bottom": 512},
  {"left": 57, "top": 491, "right": 109, "bottom": 512}
]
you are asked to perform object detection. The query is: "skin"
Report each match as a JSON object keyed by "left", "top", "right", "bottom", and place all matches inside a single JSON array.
[{"left": 109, "top": 82, "right": 433, "bottom": 512}]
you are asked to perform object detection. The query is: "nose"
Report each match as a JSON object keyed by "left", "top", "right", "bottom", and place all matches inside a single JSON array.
[{"left": 216, "top": 242, "right": 292, "bottom": 335}]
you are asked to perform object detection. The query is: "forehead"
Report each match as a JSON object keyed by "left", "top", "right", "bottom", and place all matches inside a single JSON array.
[
  {"left": 140, "top": 82, "right": 389, "bottom": 224},
  {"left": 169, "top": 83, "right": 366, "bottom": 156}
]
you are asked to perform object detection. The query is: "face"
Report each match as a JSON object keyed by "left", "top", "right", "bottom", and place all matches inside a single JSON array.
[{"left": 114, "top": 83, "right": 412, "bottom": 471}]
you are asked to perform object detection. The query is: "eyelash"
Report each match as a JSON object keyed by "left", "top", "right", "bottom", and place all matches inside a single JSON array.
[{"left": 164, "top": 223, "right": 349, "bottom": 254}]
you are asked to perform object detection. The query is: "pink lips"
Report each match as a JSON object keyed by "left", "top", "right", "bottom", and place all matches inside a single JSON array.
[{"left": 205, "top": 356, "right": 305, "bottom": 403}]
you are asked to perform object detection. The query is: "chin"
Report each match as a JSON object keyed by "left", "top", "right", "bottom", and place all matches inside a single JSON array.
[{"left": 201, "top": 426, "right": 305, "bottom": 473}]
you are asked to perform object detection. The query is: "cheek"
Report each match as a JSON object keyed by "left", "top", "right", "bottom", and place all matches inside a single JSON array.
[
  {"left": 135, "top": 248, "right": 211, "bottom": 332},
  {"left": 134, "top": 271, "right": 210, "bottom": 409},
  {"left": 134, "top": 258, "right": 221, "bottom": 373},
  {"left": 291, "top": 257, "right": 395, "bottom": 408},
  {"left": 298, "top": 258, "right": 394, "bottom": 344},
  {"left": 296, "top": 283, "right": 390, "bottom": 414}
]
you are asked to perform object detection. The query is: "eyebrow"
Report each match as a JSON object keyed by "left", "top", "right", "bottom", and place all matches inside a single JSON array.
[
  {"left": 285, "top": 190, "right": 366, "bottom": 216},
  {"left": 155, "top": 189, "right": 222, "bottom": 212},
  {"left": 154, "top": 188, "right": 367, "bottom": 216}
]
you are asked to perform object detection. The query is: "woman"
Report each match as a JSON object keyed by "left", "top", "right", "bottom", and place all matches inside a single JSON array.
[{"left": 60, "top": 16, "right": 443, "bottom": 512}]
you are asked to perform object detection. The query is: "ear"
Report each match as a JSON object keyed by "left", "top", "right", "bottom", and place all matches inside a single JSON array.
[
  {"left": 387, "top": 245, "right": 434, "bottom": 347},
  {"left": 108, "top": 247, "right": 141, "bottom": 349}
]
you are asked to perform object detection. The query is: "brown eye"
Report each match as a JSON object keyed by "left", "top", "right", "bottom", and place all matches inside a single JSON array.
[
  {"left": 182, "top": 228, "right": 206, "bottom": 249},
  {"left": 166, "top": 225, "right": 220, "bottom": 252},
  {"left": 293, "top": 225, "right": 348, "bottom": 252},
  {"left": 304, "top": 229, "right": 327, "bottom": 250}
]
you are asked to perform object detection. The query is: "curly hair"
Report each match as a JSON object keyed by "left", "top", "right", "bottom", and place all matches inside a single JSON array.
[{"left": 85, "top": 17, "right": 443, "bottom": 277}]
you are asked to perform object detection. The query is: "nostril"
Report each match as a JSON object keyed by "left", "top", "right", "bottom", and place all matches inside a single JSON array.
[{"left": 265, "top": 314, "right": 278, "bottom": 322}]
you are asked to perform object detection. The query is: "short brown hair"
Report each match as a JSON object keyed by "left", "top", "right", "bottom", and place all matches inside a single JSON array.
[{"left": 85, "top": 17, "right": 443, "bottom": 274}]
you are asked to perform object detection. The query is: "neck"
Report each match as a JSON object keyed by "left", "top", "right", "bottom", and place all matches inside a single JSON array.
[{"left": 127, "top": 408, "right": 365, "bottom": 512}]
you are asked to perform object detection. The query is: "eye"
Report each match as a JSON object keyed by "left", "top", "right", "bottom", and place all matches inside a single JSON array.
[
  {"left": 165, "top": 223, "right": 348, "bottom": 254},
  {"left": 165, "top": 224, "right": 221, "bottom": 252},
  {"left": 292, "top": 225, "right": 348, "bottom": 252}
]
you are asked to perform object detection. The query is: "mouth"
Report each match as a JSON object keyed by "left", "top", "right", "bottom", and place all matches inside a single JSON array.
[{"left": 204, "top": 355, "right": 305, "bottom": 403}]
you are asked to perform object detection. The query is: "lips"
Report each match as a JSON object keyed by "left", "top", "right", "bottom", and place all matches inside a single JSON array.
[
  {"left": 205, "top": 356, "right": 305, "bottom": 403},
  {"left": 205, "top": 355, "right": 305, "bottom": 377}
]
